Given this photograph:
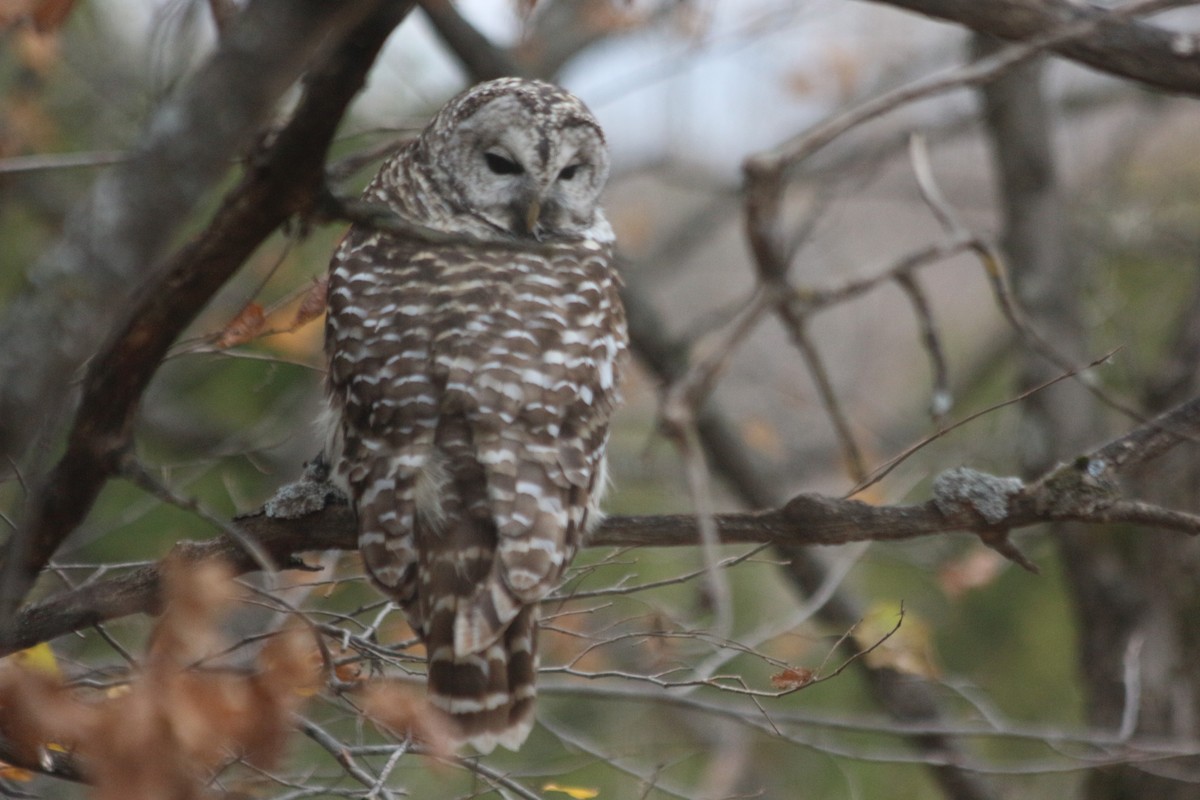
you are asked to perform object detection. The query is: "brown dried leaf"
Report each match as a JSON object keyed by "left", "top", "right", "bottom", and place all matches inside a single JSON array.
[
  {"left": 88, "top": 685, "right": 206, "bottom": 800},
  {"left": 334, "top": 659, "right": 365, "bottom": 685},
  {"left": 291, "top": 276, "right": 328, "bottom": 329},
  {"left": 258, "top": 623, "right": 325, "bottom": 699},
  {"left": 0, "top": 660, "right": 94, "bottom": 767},
  {"left": 361, "top": 681, "right": 454, "bottom": 759},
  {"left": 214, "top": 302, "right": 266, "bottom": 349},
  {"left": 3, "top": 91, "right": 59, "bottom": 151},
  {"left": 32, "top": 0, "right": 76, "bottom": 31},
  {"left": 0, "top": 1, "right": 33, "bottom": 30},
  {"left": 769, "top": 666, "right": 815, "bottom": 692},
  {"left": 16, "top": 27, "right": 60, "bottom": 74},
  {"left": 147, "top": 559, "right": 239, "bottom": 667},
  {"left": 1, "top": 563, "right": 317, "bottom": 799},
  {"left": 741, "top": 416, "right": 785, "bottom": 460}
]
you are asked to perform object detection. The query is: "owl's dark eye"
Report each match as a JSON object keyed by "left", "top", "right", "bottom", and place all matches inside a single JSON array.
[
  {"left": 558, "top": 164, "right": 582, "bottom": 181},
  {"left": 485, "top": 152, "right": 523, "bottom": 175}
]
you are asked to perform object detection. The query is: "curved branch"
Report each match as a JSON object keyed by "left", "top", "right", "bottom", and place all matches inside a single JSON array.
[{"left": 871, "top": 0, "right": 1200, "bottom": 96}]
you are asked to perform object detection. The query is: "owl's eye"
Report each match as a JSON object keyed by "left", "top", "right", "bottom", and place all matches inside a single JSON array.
[
  {"left": 558, "top": 164, "right": 582, "bottom": 181},
  {"left": 485, "top": 152, "right": 523, "bottom": 175}
]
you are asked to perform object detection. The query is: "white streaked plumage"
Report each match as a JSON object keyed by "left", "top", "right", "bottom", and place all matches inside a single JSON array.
[{"left": 323, "top": 78, "right": 627, "bottom": 754}]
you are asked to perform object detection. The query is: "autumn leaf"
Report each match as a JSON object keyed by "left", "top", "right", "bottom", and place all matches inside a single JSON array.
[
  {"left": 853, "top": 602, "right": 940, "bottom": 679},
  {"left": 0, "top": 762, "right": 34, "bottom": 781},
  {"left": 8, "top": 642, "right": 60, "bottom": 679},
  {"left": 334, "top": 659, "right": 365, "bottom": 685},
  {"left": 769, "top": 666, "right": 815, "bottom": 692},
  {"left": 214, "top": 302, "right": 266, "bottom": 349},
  {"left": 32, "top": 0, "right": 76, "bottom": 31},
  {"left": 543, "top": 783, "right": 600, "bottom": 799},
  {"left": 741, "top": 415, "right": 785, "bottom": 459},
  {"left": 0, "top": 559, "right": 325, "bottom": 800},
  {"left": 259, "top": 624, "right": 326, "bottom": 699},
  {"left": 291, "top": 275, "right": 328, "bottom": 328},
  {"left": 361, "top": 681, "right": 454, "bottom": 760},
  {"left": 147, "top": 559, "right": 241, "bottom": 667},
  {"left": 0, "top": 656, "right": 93, "bottom": 773}
]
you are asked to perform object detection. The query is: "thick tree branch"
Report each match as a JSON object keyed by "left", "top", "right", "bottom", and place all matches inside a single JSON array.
[
  {"left": 0, "top": 2, "right": 416, "bottom": 622},
  {"left": 0, "top": 0, "right": 380, "bottom": 465},
  {"left": 868, "top": 0, "right": 1200, "bottom": 97}
]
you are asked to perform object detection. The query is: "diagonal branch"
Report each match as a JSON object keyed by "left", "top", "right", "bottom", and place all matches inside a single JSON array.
[
  {"left": 0, "top": 0, "right": 382, "bottom": 465},
  {"left": 0, "top": 2, "right": 416, "bottom": 623},
  {"left": 869, "top": 0, "right": 1200, "bottom": 97}
]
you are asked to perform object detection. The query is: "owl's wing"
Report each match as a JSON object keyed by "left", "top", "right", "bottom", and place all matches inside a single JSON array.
[{"left": 326, "top": 232, "right": 439, "bottom": 611}]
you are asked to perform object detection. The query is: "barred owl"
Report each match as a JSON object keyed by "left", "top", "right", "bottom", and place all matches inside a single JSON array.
[{"left": 324, "top": 78, "right": 627, "bottom": 752}]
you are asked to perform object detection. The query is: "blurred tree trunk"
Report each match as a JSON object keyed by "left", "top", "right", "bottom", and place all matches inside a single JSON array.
[{"left": 973, "top": 32, "right": 1200, "bottom": 798}]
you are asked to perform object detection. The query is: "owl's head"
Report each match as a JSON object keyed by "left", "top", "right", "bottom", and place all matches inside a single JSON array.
[{"left": 419, "top": 78, "right": 611, "bottom": 242}]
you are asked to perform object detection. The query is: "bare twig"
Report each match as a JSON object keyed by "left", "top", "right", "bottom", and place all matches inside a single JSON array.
[
  {"left": 774, "top": 300, "right": 868, "bottom": 482},
  {"left": 0, "top": 151, "right": 129, "bottom": 174},
  {"left": 297, "top": 715, "right": 394, "bottom": 799}
]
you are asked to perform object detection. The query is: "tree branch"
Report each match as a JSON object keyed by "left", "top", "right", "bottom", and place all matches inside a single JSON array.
[
  {"left": 0, "top": 0, "right": 381, "bottom": 465},
  {"left": 869, "top": 0, "right": 1200, "bottom": 96},
  {"left": 417, "top": 0, "right": 528, "bottom": 80},
  {"left": 6, "top": 391, "right": 1200, "bottom": 657},
  {"left": 0, "top": 1, "right": 416, "bottom": 622}
]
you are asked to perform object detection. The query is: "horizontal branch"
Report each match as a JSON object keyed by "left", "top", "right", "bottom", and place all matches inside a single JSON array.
[{"left": 5, "top": 391, "right": 1200, "bottom": 657}]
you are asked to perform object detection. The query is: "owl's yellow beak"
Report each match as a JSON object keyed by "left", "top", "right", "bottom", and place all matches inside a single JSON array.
[{"left": 524, "top": 197, "right": 542, "bottom": 237}]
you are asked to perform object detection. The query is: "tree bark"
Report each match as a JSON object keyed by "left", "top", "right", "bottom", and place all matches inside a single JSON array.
[
  {"left": 874, "top": 0, "right": 1200, "bottom": 97},
  {"left": 974, "top": 30, "right": 1200, "bottom": 798}
]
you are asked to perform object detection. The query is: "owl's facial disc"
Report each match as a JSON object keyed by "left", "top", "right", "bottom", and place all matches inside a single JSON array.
[{"left": 437, "top": 93, "right": 610, "bottom": 240}]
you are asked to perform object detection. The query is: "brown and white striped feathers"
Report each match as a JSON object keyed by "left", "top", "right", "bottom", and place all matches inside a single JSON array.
[{"left": 324, "top": 78, "right": 627, "bottom": 752}]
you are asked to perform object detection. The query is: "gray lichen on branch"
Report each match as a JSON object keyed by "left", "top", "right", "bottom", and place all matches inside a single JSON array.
[{"left": 933, "top": 466, "right": 1024, "bottom": 524}]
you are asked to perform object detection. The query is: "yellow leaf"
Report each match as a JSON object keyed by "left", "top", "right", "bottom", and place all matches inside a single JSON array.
[
  {"left": 853, "top": 602, "right": 940, "bottom": 680},
  {"left": 0, "top": 762, "right": 34, "bottom": 781},
  {"left": 542, "top": 784, "right": 600, "bottom": 799},
  {"left": 9, "top": 642, "right": 60, "bottom": 679}
]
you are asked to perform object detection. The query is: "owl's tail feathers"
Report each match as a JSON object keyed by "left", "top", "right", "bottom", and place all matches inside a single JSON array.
[{"left": 426, "top": 605, "right": 538, "bottom": 753}]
